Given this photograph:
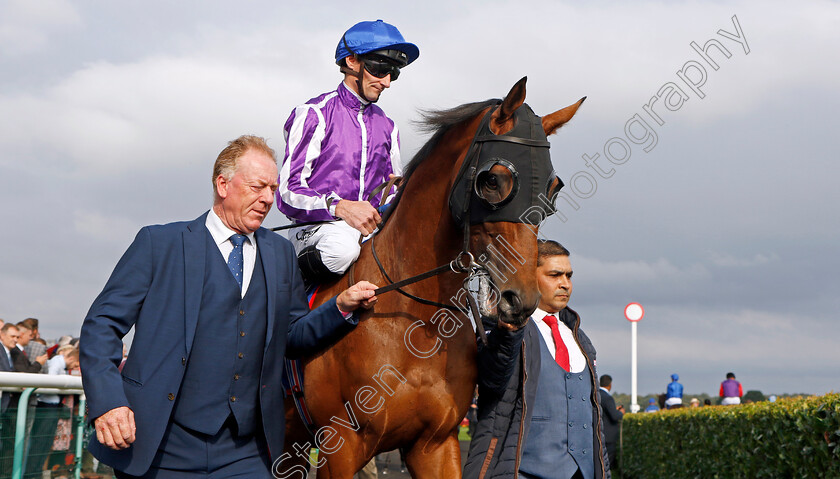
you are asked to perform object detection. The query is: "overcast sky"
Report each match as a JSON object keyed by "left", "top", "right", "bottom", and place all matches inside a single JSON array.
[{"left": 1, "top": 0, "right": 838, "bottom": 398}]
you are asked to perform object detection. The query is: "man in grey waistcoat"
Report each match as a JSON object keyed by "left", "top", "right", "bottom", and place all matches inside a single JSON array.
[{"left": 463, "top": 240, "right": 610, "bottom": 479}]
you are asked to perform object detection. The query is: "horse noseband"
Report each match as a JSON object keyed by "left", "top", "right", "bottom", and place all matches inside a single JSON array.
[{"left": 449, "top": 103, "right": 562, "bottom": 227}]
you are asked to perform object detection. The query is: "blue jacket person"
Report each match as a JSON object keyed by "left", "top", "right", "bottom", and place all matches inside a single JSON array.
[{"left": 80, "top": 135, "right": 378, "bottom": 478}]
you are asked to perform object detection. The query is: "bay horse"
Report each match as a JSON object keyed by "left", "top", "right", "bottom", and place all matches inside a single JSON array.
[{"left": 276, "top": 77, "right": 585, "bottom": 478}]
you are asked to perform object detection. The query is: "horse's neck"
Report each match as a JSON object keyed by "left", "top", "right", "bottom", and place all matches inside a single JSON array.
[
  {"left": 367, "top": 113, "right": 483, "bottom": 294},
  {"left": 377, "top": 188, "right": 461, "bottom": 272},
  {"left": 375, "top": 161, "right": 463, "bottom": 287}
]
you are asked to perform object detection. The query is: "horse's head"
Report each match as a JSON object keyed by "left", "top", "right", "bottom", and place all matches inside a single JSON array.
[{"left": 450, "top": 77, "right": 585, "bottom": 327}]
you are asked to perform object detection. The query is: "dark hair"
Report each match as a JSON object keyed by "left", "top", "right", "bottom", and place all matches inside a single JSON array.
[
  {"left": 537, "top": 239, "right": 570, "bottom": 266},
  {"left": 22, "top": 317, "right": 39, "bottom": 330},
  {"left": 15, "top": 322, "right": 31, "bottom": 331},
  {"left": 599, "top": 375, "right": 613, "bottom": 388},
  {"left": 726, "top": 372, "right": 736, "bottom": 379}
]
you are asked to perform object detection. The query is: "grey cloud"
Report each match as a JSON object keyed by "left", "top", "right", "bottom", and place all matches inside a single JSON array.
[{"left": 1, "top": 0, "right": 839, "bottom": 397}]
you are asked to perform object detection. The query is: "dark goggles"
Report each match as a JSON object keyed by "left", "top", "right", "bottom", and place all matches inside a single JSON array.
[{"left": 362, "top": 56, "right": 401, "bottom": 81}]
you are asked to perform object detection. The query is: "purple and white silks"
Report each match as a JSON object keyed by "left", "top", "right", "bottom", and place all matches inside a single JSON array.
[{"left": 276, "top": 82, "right": 402, "bottom": 223}]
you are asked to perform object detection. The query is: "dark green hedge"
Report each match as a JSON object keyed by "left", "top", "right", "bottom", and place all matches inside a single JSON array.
[{"left": 621, "top": 393, "right": 840, "bottom": 479}]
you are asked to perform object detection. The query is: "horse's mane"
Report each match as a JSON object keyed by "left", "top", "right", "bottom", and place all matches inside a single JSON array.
[{"left": 380, "top": 98, "right": 500, "bottom": 223}]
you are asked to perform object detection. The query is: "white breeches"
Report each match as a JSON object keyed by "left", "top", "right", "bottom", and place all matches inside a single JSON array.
[{"left": 290, "top": 221, "right": 362, "bottom": 274}]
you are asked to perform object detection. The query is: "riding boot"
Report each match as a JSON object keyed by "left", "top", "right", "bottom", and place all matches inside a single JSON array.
[{"left": 297, "top": 245, "right": 342, "bottom": 287}]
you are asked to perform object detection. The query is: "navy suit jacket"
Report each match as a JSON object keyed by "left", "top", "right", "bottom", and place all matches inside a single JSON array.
[
  {"left": 0, "top": 346, "right": 13, "bottom": 412},
  {"left": 80, "top": 212, "right": 356, "bottom": 475},
  {"left": 11, "top": 347, "right": 41, "bottom": 373}
]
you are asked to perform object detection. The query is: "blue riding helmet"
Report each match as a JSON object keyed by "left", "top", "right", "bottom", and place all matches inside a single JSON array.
[
  {"left": 671, "top": 373, "right": 679, "bottom": 381},
  {"left": 335, "top": 20, "right": 419, "bottom": 67}
]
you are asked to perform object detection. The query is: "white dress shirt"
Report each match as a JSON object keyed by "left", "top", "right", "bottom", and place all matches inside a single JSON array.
[
  {"left": 532, "top": 307, "right": 587, "bottom": 373},
  {"left": 206, "top": 209, "right": 257, "bottom": 298}
]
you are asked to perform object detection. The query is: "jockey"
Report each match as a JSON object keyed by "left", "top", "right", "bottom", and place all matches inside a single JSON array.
[{"left": 276, "top": 19, "right": 419, "bottom": 285}]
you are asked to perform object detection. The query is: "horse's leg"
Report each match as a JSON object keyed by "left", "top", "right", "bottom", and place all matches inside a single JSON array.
[
  {"left": 304, "top": 436, "right": 370, "bottom": 479},
  {"left": 403, "top": 433, "right": 463, "bottom": 479},
  {"left": 275, "top": 399, "right": 318, "bottom": 477}
]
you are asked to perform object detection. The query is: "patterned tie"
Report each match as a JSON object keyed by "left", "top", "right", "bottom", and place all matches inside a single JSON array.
[
  {"left": 228, "top": 234, "right": 247, "bottom": 289},
  {"left": 542, "top": 314, "right": 571, "bottom": 371}
]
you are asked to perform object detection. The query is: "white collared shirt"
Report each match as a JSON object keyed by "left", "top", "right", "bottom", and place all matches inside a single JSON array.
[
  {"left": 206, "top": 209, "right": 257, "bottom": 298},
  {"left": 532, "top": 307, "right": 587, "bottom": 373}
]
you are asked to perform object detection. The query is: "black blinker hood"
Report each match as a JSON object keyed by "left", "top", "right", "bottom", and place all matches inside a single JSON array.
[{"left": 448, "top": 103, "right": 559, "bottom": 226}]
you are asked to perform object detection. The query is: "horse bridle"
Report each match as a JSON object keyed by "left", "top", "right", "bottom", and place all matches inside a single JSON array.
[{"left": 367, "top": 103, "right": 555, "bottom": 345}]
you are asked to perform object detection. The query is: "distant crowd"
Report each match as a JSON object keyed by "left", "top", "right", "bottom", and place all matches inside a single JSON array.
[
  {"left": 0, "top": 317, "right": 84, "bottom": 477},
  {"left": 643, "top": 371, "right": 748, "bottom": 412}
]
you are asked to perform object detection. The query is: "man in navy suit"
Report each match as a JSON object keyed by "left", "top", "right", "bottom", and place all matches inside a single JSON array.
[
  {"left": 1, "top": 323, "right": 21, "bottom": 472},
  {"left": 80, "top": 135, "right": 378, "bottom": 478}
]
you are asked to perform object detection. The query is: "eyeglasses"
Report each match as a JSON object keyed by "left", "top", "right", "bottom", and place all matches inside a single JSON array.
[{"left": 362, "top": 56, "right": 401, "bottom": 81}]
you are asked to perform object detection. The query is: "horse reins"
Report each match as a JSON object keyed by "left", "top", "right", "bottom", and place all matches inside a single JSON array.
[
  {"left": 361, "top": 106, "right": 506, "bottom": 345},
  {"left": 276, "top": 103, "right": 546, "bottom": 346},
  {"left": 365, "top": 103, "right": 553, "bottom": 345}
]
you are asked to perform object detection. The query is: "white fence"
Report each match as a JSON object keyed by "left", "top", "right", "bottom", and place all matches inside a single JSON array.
[{"left": 0, "top": 371, "right": 87, "bottom": 479}]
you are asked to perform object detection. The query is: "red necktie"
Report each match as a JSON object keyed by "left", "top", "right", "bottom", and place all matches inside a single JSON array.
[{"left": 542, "top": 314, "right": 571, "bottom": 371}]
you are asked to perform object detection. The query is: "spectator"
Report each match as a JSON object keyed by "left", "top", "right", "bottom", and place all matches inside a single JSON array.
[
  {"left": 690, "top": 397, "right": 700, "bottom": 407},
  {"left": 645, "top": 398, "right": 660, "bottom": 413},
  {"left": 47, "top": 334, "right": 73, "bottom": 358},
  {"left": 599, "top": 374, "right": 624, "bottom": 472},
  {"left": 21, "top": 317, "right": 42, "bottom": 353},
  {"left": 0, "top": 324, "right": 17, "bottom": 401},
  {"left": 26, "top": 346, "right": 79, "bottom": 477},
  {"left": 378, "top": 448, "right": 407, "bottom": 475},
  {"left": 665, "top": 373, "right": 683, "bottom": 409},
  {"left": 720, "top": 372, "right": 744, "bottom": 405},
  {"left": 703, "top": 398, "right": 712, "bottom": 406},
  {"left": 11, "top": 322, "right": 47, "bottom": 373},
  {"left": 17, "top": 321, "right": 47, "bottom": 373},
  {"left": 0, "top": 323, "right": 21, "bottom": 471}
]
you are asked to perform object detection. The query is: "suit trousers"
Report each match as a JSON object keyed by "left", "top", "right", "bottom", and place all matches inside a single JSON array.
[{"left": 115, "top": 416, "right": 271, "bottom": 479}]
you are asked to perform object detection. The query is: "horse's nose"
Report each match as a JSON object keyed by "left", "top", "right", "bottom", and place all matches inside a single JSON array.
[
  {"left": 500, "top": 290, "right": 521, "bottom": 315},
  {"left": 498, "top": 289, "right": 539, "bottom": 326}
]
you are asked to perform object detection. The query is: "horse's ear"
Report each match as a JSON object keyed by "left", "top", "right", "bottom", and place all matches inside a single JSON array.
[
  {"left": 542, "top": 97, "right": 586, "bottom": 136},
  {"left": 499, "top": 77, "right": 528, "bottom": 123}
]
